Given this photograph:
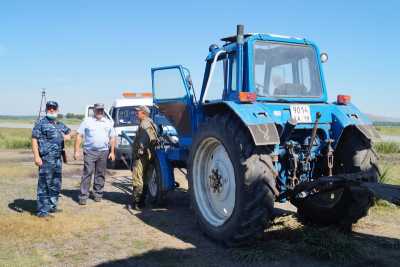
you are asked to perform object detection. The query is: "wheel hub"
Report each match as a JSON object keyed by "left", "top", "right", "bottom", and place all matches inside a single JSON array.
[
  {"left": 192, "top": 137, "right": 236, "bottom": 227},
  {"left": 209, "top": 168, "right": 223, "bottom": 193},
  {"left": 148, "top": 168, "right": 157, "bottom": 197}
]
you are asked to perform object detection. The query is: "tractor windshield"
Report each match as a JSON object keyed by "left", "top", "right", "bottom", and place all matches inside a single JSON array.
[{"left": 253, "top": 41, "right": 322, "bottom": 98}]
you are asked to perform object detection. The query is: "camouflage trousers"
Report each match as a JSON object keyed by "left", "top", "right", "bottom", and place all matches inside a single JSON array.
[
  {"left": 37, "top": 156, "right": 62, "bottom": 216},
  {"left": 132, "top": 155, "right": 153, "bottom": 203}
]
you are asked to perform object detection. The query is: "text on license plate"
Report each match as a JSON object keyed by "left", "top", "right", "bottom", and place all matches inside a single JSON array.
[{"left": 290, "top": 105, "right": 312, "bottom": 123}]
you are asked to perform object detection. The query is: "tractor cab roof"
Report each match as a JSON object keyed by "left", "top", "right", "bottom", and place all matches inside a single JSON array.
[
  {"left": 206, "top": 33, "right": 316, "bottom": 60},
  {"left": 221, "top": 32, "right": 308, "bottom": 45}
]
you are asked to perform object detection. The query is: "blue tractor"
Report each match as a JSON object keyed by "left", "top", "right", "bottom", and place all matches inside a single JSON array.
[{"left": 146, "top": 25, "right": 398, "bottom": 246}]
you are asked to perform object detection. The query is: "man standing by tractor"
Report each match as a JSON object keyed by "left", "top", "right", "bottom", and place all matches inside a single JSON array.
[
  {"left": 74, "top": 103, "right": 116, "bottom": 205},
  {"left": 32, "top": 101, "right": 72, "bottom": 218},
  {"left": 131, "top": 105, "right": 158, "bottom": 210}
]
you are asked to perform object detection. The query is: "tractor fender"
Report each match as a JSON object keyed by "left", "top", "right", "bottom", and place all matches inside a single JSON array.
[
  {"left": 331, "top": 103, "right": 380, "bottom": 146},
  {"left": 202, "top": 101, "right": 280, "bottom": 146}
]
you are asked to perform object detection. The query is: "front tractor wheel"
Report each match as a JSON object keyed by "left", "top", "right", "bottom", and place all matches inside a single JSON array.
[
  {"left": 188, "top": 114, "right": 276, "bottom": 246},
  {"left": 296, "top": 128, "right": 379, "bottom": 228},
  {"left": 147, "top": 155, "right": 167, "bottom": 206}
]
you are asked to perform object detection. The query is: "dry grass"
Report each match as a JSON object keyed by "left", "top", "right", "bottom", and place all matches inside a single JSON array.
[
  {"left": 0, "top": 212, "right": 107, "bottom": 241},
  {"left": 0, "top": 211, "right": 109, "bottom": 266},
  {"left": 0, "top": 163, "right": 36, "bottom": 180},
  {"left": 0, "top": 148, "right": 399, "bottom": 266},
  {"left": 230, "top": 212, "right": 400, "bottom": 266},
  {"left": 230, "top": 215, "right": 359, "bottom": 264}
]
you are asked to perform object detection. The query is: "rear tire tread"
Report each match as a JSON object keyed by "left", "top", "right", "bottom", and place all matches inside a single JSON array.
[
  {"left": 296, "top": 127, "right": 379, "bottom": 227},
  {"left": 189, "top": 113, "right": 276, "bottom": 246}
]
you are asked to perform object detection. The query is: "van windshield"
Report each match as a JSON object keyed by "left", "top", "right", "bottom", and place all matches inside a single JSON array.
[
  {"left": 114, "top": 107, "right": 139, "bottom": 127},
  {"left": 253, "top": 41, "right": 322, "bottom": 98}
]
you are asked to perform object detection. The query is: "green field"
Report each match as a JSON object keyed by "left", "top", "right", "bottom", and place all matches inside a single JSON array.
[
  {"left": 0, "top": 128, "right": 32, "bottom": 149},
  {"left": 0, "top": 128, "right": 75, "bottom": 149},
  {"left": 375, "top": 125, "right": 400, "bottom": 136},
  {"left": 374, "top": 142, "right": 400, "bottom": 154}
]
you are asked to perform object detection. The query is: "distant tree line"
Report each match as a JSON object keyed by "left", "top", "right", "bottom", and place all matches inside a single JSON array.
[
  {"left": 373, "top": 121, "right": 400, "bottom": 127},
  {"left": 57, "top": 113, "right": 84, "bottom": 120}
]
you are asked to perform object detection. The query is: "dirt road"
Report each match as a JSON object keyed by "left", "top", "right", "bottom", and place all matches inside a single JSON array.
[{"left": 0, "top": 149, "right": 399, "bottom": 267}]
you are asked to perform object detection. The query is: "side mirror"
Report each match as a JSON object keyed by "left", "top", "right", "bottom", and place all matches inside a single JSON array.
[{"left": 320, "top": 52, "right": 328, "bottom": 63}]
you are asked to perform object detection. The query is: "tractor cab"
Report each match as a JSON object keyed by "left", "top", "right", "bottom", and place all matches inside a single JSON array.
[{"left": 200, "top": 30, "right": 328, "bottom": 104}]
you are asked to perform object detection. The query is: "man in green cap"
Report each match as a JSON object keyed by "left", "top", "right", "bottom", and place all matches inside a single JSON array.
[{"left": 131, "top": 105, "right": 158, "bottom": 210}]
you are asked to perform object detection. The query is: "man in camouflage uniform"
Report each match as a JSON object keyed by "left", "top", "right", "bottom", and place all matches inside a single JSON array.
[
  {"left": 131, "top": 105, "right": 158, "bottom": 210},
  {"left": 31, "top": 101, "right": 71, "bottom": 217}
]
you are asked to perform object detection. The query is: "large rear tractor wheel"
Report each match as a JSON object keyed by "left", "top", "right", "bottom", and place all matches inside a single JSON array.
[
  {"left": 188, "top": 114, "right": 276, "bottom": 246},
  {"left": 296, "top": 128, "right": 379, "bottom": 228}
]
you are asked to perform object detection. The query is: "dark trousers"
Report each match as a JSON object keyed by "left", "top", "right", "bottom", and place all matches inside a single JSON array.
[
  {"left": 37, "top": 157, "right": 62, "bottom": 215},
  {"left": 79, "top": 149, "right": 108, "bottom": 200}
]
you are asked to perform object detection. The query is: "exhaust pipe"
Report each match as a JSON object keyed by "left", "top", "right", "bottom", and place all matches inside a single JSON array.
[
  {"left": 236, "top": 24, "right": 244, "bottom": 91},
  {"left": 236, "top": 24, "right": 244, "bottom": 44}
]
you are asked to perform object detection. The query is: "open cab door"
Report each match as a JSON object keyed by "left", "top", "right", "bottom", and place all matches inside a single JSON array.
[{"left": 151, "top": 65, "right": 197, "bottom": 147}]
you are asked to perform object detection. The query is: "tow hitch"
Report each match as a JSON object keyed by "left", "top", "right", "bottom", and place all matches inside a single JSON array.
[{"left": 289, "top": 171, "right": 400, "bottom": 206}]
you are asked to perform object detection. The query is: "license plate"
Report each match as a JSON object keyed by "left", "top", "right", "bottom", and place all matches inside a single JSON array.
[{"left": 290, "top": 105, "right": 312, "bottom": 123}]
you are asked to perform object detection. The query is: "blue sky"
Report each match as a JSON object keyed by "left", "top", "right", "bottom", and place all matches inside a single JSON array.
[{"left": 0, "top": 0, "right": 399, "bottom": 117}]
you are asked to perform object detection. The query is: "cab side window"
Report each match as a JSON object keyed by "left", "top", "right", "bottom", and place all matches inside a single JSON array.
[
  {"left": 205, "top": 58, "right": 227, "bottom": 101},
  {"left": 229, "top": 54, "right": 237, "bottom": 91},
  {"left": 153, "top": 68, "right": 187, "bottom": 100}
]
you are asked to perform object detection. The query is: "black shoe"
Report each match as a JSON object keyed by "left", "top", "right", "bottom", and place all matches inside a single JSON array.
[
  {"left": 49, "top": 208, "right": 63, "bottom": 213},
  {"left": 130, "top": 202, "right": 138, "bottom": 211},
  {"left": 138, "top": 200, "right": 146, "bottom": 209},
  {"left": 130, "top": 201, "right": 143, "bottom": 211},
  {"left": 79, "top": 198, "right": 87, "bottom": 205},
  {"left": 94, "top": 196, "right": 102, "bottom": 202}
]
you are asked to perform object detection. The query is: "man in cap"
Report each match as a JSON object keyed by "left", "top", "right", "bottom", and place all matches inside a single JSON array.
[
  {"left": 74, "top": 103, "right": 116, "bottom": 205},
  {"left": 31, "top": 101, "right": 72, "bottom": 217},
  {"left": 131, "top": 105, "right": 158, "bottom": 210}
]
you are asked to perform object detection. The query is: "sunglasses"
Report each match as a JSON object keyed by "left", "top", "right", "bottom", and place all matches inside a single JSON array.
[{"left": 47, "top": 107, "right": 57, "bottom": 111}]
